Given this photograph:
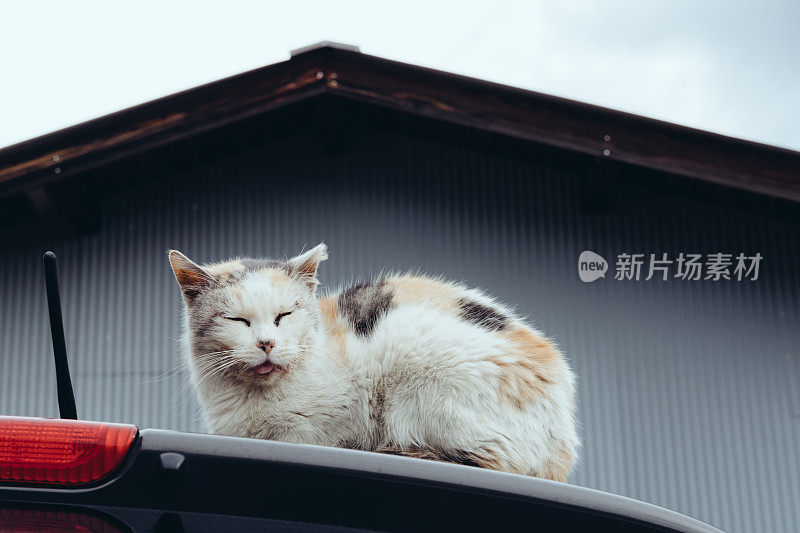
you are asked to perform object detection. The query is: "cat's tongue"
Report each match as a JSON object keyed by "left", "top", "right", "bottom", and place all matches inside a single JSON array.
[{"left": 254, "top": 361, "right": 275, "bottom": 375}]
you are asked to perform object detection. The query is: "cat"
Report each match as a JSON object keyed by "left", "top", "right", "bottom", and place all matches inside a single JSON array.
[{"left": 169, "top": 243, "right": 578, "bottom": 481}]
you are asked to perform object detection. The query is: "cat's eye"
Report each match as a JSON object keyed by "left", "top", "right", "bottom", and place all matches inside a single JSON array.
[
  {"left": 274, "top": 311, "right": 293, "bottom": 326},
  {"left": 225, "top": 317, "right": 251, "bottom": 327}
]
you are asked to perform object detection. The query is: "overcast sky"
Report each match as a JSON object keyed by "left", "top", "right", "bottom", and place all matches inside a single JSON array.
[{"left": 1, "top": 1, "right": 798, "bottom": 151}]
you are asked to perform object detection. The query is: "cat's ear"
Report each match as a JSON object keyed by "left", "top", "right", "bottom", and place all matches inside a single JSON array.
[
  {"left": 168, "top": 250, "right": 213, "bottom": 298},
  {"left": 287, "top": 243, "right": 328, "bottom": 290}
]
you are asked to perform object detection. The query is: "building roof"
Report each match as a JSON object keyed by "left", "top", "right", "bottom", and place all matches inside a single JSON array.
[{"left": 1, "top": 42, "right": 798, "bottom": 210}]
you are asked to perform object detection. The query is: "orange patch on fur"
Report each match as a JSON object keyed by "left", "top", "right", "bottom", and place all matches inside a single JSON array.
[
  {"left": 387, "top": 275, "right": 461, "bottom": 314},
  {"left": 319, "top": 296, "right": 347, "bottom": 358},
  {"left": 318, "top": 297, "right": 338, "bottom": 327},
  {"left": 267, "top": 268, "right": 293, "bottom": 287},
  {"left": 492, "top": 327, "right": 564, "bottom": 410},
  {"left": 538, "top": 444, "right": 574, "bottom": 482}
]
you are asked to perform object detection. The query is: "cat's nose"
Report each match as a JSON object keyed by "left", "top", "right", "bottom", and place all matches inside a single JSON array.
[{"left": 257, "top": 339, "right": 275, "bottom": 354}]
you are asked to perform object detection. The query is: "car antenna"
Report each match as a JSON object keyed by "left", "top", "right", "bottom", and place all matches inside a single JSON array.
[{"left": 43, "top": 251, "right": 78, "bottom": 419}]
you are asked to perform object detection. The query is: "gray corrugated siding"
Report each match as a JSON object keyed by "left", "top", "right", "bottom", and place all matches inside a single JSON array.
[{"left": 1, "top": 126, "right": 798, "bottom": 532}]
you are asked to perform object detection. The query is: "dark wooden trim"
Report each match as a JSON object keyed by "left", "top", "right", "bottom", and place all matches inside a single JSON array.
[
  {"left": 321, "top": 48, "right": 800, "bottom": 203},
  {"left": 0, "top": 52, "right": 328, "bottom": 198},
  {"left": 1, "top": 45, "right": 798, "bottom": 204}
]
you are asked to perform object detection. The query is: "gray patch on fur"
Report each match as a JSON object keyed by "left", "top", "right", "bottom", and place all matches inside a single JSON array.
[
  {"left": 240, "top": 258, "right": 290, "bottom": 273},
  {"left": 195, "top": 310, "right": 223, "bottom": 337},
  {"left": 338, "top": 279, "right": 394, "bottom": 337},
  {"left": 182, "top": 287, "right": 203, "bottom": 301},
  {"left": 369, "top": 379, "right": 387, "bottom": 444},
  {"left": 458, "top": 298, "right": 508, "bottom": 331}
]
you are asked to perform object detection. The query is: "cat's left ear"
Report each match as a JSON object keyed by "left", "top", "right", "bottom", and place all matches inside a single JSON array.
[
  {"left": 168, "top": 250, "right": 214, "bottom": 299},
  {"left": 287, "top": 243, "right": 328, "bottom": 290}
]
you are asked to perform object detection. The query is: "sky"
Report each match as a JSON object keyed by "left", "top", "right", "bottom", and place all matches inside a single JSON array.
[{"left": 1, "top": 1, "right": 799, "bottom": 151}]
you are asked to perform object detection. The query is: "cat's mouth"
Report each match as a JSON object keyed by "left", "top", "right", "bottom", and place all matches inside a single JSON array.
[{"left": 252, "top": 360, "right": 281, "bottom": 376}]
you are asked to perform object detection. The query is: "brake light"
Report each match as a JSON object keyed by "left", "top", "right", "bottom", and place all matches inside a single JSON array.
[{"left": 0, "top": 416, "right": 137, "bottom": 486}]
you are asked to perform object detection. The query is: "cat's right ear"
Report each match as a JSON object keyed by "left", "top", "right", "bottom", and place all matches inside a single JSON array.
[{"left": 168, "top": 250, "right": 213, "bottom": 299}]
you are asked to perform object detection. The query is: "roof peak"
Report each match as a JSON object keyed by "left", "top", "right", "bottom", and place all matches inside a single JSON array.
[
  {"left": 1, "top": 42, "right": 798, "bottom": 206},
  {"left": 290, "top": 41, "right": 360, "bottom": 58}
]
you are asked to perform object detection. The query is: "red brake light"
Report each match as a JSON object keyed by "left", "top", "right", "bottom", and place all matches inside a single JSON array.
[{"left": 0, "top": 416, "right": 137, "bottom": 486}]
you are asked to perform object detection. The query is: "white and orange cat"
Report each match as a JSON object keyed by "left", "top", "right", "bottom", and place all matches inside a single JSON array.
[{"left": 169, "top": 243, "right": 578, "bottom": 480}]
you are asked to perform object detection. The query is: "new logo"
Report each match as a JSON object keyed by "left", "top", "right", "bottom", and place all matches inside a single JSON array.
[{"left": 578, "top": 251, "right": 608, "bottom": 282}]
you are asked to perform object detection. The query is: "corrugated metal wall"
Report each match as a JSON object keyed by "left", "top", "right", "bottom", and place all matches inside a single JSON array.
[{"left": 1, "top": 126, "right": 798, "bottom": 532}]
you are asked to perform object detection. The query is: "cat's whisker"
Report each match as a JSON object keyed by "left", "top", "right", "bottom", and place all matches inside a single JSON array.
[
  {"left": 195, "top": 350, "right": 246, "bottom": 359},
  {"left": 137, "top": 364, "right": 187, "bottom": 385},
  {"left": 194, "top": 356, "right": 247, "bottom": 380},
  {"left": 194, "top": 359, "right": 240, "bottom": 376}
]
